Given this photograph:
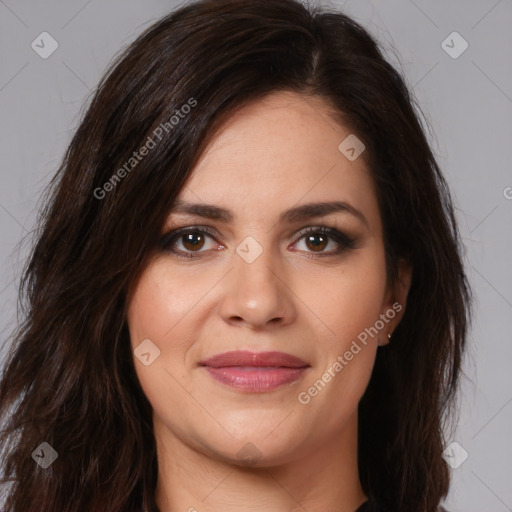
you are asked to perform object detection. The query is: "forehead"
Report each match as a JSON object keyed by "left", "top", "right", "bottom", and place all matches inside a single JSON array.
[
  {"left": 175, "top": 91, "right": 379, "bottom": 229},
  {"left": 193, "top": 91, "right": 356, "bottom": 174}
]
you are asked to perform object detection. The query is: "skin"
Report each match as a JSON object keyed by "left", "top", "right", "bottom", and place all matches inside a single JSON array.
[{"left": 127, "top": 90, "right": 411, "bottom": 512}]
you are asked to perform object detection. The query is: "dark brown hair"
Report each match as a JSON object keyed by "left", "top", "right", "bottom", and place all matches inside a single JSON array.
[{"left": 0, "top": 1, "right": 471, "bottom": 511}]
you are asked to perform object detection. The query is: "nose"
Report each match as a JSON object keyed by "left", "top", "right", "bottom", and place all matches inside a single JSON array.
[{"left": 218, "top": 241, "right": 297, "bottom": 330}]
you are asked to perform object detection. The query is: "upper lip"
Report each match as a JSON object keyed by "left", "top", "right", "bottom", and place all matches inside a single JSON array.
[{"left": 199, "top": 350, "right": 310, "bottom": 368}]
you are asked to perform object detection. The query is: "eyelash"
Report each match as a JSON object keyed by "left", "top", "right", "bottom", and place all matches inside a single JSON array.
[{"left": 158, "top": 225, "right": 356, "bottom": 260}]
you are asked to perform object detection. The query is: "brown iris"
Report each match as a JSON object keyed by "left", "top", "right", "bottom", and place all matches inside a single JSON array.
[
  {"left": 305, "top": 233, "right": 328, "bottom": 252},
  {"left": 182, "top": 233, "right": 206, "bottom": 251}
]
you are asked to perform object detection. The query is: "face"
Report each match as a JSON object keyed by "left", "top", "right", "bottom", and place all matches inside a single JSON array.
[{"left": 127, "top": 90, "right": 409, "bottom": 467}]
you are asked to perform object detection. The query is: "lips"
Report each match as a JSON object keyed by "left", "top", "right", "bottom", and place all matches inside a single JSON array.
[
  {"left": 200, "top": 350, "right": 309, "bottom": 368},
  {"left": 199, "top": 350, "right": 310, "bottom": 392}
]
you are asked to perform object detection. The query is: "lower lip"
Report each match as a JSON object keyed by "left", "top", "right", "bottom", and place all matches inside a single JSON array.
[{"left": 204, "top": 366, "right": 308, "bottom": 392}]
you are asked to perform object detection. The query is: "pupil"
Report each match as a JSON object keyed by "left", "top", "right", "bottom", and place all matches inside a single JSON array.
[
  {"left": 183, "top": 233, "right": 204, "bottom": 251},
  {"left": 307, "top": 234, "right": 327, "bottom": 251}
]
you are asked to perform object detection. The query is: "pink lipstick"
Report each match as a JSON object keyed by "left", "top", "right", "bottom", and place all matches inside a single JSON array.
[{"left": 199, "top": 350, "right": 310, "bottom": 392}]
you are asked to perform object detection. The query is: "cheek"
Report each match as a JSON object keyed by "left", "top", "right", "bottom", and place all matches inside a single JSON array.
[
  {"left": 292, "top": 248, "right": 387, "bottom": 404},
  {"left": 127, "top": 259, "right": 213, "bottom": 352},
  {"left": 126, "top": 263, "right": 193, "bottom": 392},
  {"left": 293, "top": 262, "right": 385, "bottom": 432},
  {"left": 294, "top": 248, "right": 388, "bottom": 345},
  {"left": 126, "top": 264, "right": 198, "bottom": 426}
]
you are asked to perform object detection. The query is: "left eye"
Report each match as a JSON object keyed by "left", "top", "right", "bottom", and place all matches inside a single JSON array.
[
  {"left": 294, "top": 230, "right": 340, "bottom": 253},
  {"left": 291, "top": 226, "right": 356, "bottom": 256}
]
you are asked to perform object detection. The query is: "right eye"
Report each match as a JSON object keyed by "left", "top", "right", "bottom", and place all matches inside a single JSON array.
[{"left": 158, "top": 227, "right": 223, "bottom": 259}]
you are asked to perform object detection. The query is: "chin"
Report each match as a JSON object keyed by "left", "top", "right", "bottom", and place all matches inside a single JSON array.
[{"left": 192, "top": 419, "right": 310, "bottom": 468}]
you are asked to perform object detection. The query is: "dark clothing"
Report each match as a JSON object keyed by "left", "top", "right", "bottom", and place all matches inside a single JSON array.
[
  {"left": 355, "top": 502, "right": 382, "bottom": 512},
  {"left": 355, "top": 500, "right": 449, "bottom": 512}
]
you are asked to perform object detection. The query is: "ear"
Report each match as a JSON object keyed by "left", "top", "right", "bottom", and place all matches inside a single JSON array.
[{"left": 378, "top": 258, "right": 412, "bottom": 347}]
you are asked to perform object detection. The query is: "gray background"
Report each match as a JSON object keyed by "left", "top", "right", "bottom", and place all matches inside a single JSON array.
[{"left": 0, "top": 1, "right": 511, "bottom": 511}]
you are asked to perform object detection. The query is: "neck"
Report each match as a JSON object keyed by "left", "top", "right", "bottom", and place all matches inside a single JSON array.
[{"left": 153, "top": 411, "right": 367, "bottom": 512}]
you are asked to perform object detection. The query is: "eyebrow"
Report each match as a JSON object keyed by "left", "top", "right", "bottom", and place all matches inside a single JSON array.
[{"left": 170, "top": 199, "right": 369, "bottom": 227}]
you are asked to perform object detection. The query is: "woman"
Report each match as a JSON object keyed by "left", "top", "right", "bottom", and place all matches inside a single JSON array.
[{"left": 0, "top": 0, "right": 471, "bottom": 511}]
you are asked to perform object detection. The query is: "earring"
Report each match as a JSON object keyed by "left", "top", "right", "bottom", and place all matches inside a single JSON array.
[{"left": 387, "top": 332, "right": 392, "bottom": 340}]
